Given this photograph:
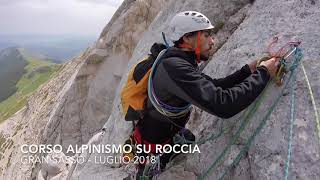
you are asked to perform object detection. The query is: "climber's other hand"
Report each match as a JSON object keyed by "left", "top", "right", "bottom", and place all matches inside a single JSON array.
[{"left": 258, "top": 57, "right": 279, "bottom": 78}]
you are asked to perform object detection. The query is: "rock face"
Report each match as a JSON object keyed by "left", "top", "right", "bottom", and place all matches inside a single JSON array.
[{"left": 0, "top": 0, "right": 319, "bottom": 180}]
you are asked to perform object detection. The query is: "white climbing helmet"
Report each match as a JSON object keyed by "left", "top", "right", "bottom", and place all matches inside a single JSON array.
[{"left": 169, "top": 11, "right": 214, "bottom": 42}]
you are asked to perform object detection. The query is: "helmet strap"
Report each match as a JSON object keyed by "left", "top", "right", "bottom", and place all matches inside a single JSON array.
[
  {"left": 179, "top": 31, "right": 202, "bottom": 64},
  {"left": 195, "top": 31, "right": 201, "bottom": 64}
]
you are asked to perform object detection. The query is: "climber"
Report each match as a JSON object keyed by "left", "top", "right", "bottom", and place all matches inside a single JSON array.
[{"left": 129, "top": 11, "right": 279, "bottom": 179}]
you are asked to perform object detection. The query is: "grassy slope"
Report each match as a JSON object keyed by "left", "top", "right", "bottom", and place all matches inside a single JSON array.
[{"left": 0, "top": 57, "right": 61, "bottom": 123}]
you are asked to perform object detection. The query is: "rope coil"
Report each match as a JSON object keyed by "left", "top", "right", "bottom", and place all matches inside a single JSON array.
[{"left": 148, "top": 49, "right": 192, "bottom": 118}]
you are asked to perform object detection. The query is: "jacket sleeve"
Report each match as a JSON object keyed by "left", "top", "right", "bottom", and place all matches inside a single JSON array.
[
  {"left": 204, "top": 64, "right": 252, "bottom": 89},
  {"left": 160, "top": 58, "right": 270, "bottom": 119}
]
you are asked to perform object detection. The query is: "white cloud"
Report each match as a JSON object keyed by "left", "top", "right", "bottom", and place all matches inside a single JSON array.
[
  {"left": 76, "top": 0, "right": 122, "bottom": 7},
  {"left": 0, "top": 0, "right": 124, "bottom": 37}
]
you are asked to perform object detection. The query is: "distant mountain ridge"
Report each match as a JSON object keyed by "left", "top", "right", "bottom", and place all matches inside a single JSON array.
[
  {"left": 0, "top": 47, "right": 61, "bottom": 122},
  {"left": 0, "top": 34, "right": 95, "bottom": 62},
  {"left": 0, "top": 47, "right": 27, "bottom": 101}
]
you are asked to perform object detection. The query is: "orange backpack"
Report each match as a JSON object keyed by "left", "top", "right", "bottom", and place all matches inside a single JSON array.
[{"left": 120, "top": 43, "right": 167, "bottom": 121}]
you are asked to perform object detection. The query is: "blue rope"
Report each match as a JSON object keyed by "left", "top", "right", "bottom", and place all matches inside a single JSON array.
[
  {"left": 283, "top": 48, "right": 303, "bottom": 180},
  {"left": 283, "top": 65, "right": 296, "bottom": 180},
  {"left": 162, "top": 32, "right": 170, "bottom": 48}
]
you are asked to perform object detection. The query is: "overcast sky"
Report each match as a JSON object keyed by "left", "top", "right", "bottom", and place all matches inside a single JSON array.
[{"left": 0, "top": 0, "right": 124, "bottom": 37}]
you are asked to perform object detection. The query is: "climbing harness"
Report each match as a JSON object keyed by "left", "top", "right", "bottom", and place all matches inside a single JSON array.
[
  {"left": 123, "top": 127, "right": 173, "bottom": 180},
  {"left": 197, "top": 39, "right": 303, "bottom": 180}
]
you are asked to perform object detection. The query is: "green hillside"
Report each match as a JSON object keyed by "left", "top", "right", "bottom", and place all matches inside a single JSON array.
[{"left": 0, "top": 50, "right": 61, "bottom": 123}]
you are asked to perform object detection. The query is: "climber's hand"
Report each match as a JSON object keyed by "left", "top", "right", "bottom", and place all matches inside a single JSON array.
[
  {"left": 248, "top": 60, "right": 258, "bottom": 73},
  {"left": 258, "top": 57, "right": 280, "bottom": 78}
]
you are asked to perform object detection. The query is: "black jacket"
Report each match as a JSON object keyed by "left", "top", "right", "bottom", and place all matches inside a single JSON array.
[{"left": 138, "top": 46, "right": 270, "bottom": 143}]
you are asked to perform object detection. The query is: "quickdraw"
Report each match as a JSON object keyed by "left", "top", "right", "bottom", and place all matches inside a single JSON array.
[
  {"left": 122, "top": 134, "right": 164, "bottom": 180},
  {"left": 141, "top": 154, "right": 162, "bottom": 180},
  {"left": 123, "top": 154, "right": 162, "bottom": 180},
  {"left": 257, "top": 37, "right": 301, "bottom": 85},
  {"left": 123, "top": 135, "right": 136, "bottom": 163}
]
